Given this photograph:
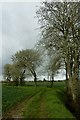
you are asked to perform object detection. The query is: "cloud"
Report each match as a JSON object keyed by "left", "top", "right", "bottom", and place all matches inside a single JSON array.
[
  {"left": 0, "top": 2, "right": 66, "bottom": 80},
  {"left": 0, "top": 2, "right": 41, "bottom": 77},
  {"left": 2, "top": 2, "right": 40, "bottom": 63},
  {"left": 0, "top": 0, "right": 42, "bottom": 2}
]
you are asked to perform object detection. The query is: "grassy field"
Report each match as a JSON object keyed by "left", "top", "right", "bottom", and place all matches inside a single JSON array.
[{"left": 2, "top": 81, "right": 76, "bottom": 119}]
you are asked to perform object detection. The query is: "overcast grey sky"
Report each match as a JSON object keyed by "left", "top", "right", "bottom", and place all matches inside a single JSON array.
[
  {"left": 0, "top": 1, "right": 66, "bottom": 80},
  {"left": 0, "top": 2, "right": 41, "bottom": 79},
  {"left": 2, "top": 2, "right": 41, "bottom": 63}
]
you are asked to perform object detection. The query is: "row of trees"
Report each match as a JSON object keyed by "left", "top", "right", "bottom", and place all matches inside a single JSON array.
[
  {"left": 4, "top": 48, "right": 60, "bottom": 87},
  {"left": 3, "top": 49, "right": 41, "bottom": 86},
  {"left": 36, "top": 1, "right": 80, "bottom": 118},
  {"left": 3, "top": 1, "right": 80, "bottom": 117}
]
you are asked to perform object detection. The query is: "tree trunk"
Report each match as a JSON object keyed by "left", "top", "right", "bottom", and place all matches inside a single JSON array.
[
  {"left": 6, "top": 74, "right": 11, "bottom": 83},
  {"left": 66, "top": 48, "right": 72, "bottom": 97},
  {"left": 7, "top": 77, "right": 10, "bottom": 83},
  {"left": 65, "top": 61, "right": 69, "bottom": 91},
  {"left": 77, "top": 47, "right": 80, "bottom": 118},
  {"left": 72, "top": 48, "right": 79, "bottom": 118},
  {"left": 15, "top": 79, "right": 19, "bottom": 86},
  {"left": 20, "top": 70, "right": 25, "bottom": 86},
  {"left": 34, "top": 72, "right": 37, "bottom": 86},
  {"left": 50, "top": 73, "right": 54, "bottom": 87},
  {"left": 66, "top": 47, "right": 80, "bottom": 118}
]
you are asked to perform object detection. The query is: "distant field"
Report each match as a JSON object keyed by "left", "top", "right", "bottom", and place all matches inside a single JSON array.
[{"left": 2, "top": 81, "right": 76, "bottom": 119}]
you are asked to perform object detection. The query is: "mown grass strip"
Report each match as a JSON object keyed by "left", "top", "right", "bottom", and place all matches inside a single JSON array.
[{"left": 23, "top": 87, "right": 46, "bottom": 118}]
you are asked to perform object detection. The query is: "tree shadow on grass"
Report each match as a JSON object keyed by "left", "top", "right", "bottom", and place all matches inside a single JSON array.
[{"left": 56, "top": 90, "right": 77, "bottom": 119}]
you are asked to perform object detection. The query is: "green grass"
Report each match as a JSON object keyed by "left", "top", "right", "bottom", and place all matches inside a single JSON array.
[
  {"left": 0, "top": 83, "right": 2, "bottom": 117},
  {"left": 2, "top": 85, "right": 42, "bottom": 113},
  {"left": 23, "top": 88, "right": 47, "bottom": 118},
  {"left": 2, "top": 81, "right": 76, "bottom": 119},
  {"left": 44, "top": 88, "right": 74, "bottom": 118}
]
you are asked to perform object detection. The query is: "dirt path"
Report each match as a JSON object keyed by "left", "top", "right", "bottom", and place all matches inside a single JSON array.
[
  {"left": 38, "top": 95, "right": 47, "bottom": 118},
  {"left": 3, "top": 89, "right": 48, "bottom": 119},
  {"left": 3, "top": 95, "right": 34, "bottom": 118}
]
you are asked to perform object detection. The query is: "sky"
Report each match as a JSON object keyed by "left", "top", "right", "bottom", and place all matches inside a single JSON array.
[
  {"left": 0, "top": 1, "right": 66, "bottom": 80},
  {"left": 0, "top": 2, "right": 41, "bottom": 80},
  {"left": 2, "top": 2, "right": 41, "bottom": 64}
]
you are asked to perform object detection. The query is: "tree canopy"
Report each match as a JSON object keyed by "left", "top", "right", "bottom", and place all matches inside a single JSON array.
[
  {"left": 4, "top": 49, "right": 41, "bottom": 86},
  {"left": 36, "top": 1, "right": 80, "bottom": 117}
]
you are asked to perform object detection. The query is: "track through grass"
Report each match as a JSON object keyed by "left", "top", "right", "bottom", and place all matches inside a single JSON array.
[{"left": 2, "top": 82, "right": 76, "bottom": 119}]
